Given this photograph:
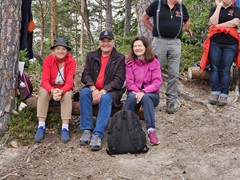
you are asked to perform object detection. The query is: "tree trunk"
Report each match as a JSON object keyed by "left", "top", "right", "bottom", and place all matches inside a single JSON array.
[
  {"left": 80, "top": 0, "right": 86, "bottom": 62},
  {"left": 124, "top": 0, "right": 132, "bottom": 36},
  {"left": 104, "top": 0, "right": 113, "bottom": 31},
  {"left": 51, "top": 0, "right": 57, "bottom": 45},
  {"left": 72, "top": 0, "right": 95, "bottom": 46},
  {"left": 0, "top": 0, "right": 21, "bottom": 136},
  {"left": 135, "top": 0, "right": 152, "bottom": 38},
  {"left": 39, "top": 0, "right": 47, "bottom": 57}
]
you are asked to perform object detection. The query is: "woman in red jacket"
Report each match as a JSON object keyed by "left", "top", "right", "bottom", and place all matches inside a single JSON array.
[
  {"left": 34, "top": 38, "right": 76, "bottom": 143},
  {"left": 203, "top": 0, "right": 240, "bottom": 106}
]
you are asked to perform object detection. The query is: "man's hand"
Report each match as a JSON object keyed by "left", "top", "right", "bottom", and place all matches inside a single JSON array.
[{"left": 92, "top": 89, "right": 102, "bottom": 105}]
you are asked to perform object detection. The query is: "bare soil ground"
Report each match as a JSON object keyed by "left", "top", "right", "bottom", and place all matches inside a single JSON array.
[{"left": 1, "top": 68, "right": 240, "bottom": 180}]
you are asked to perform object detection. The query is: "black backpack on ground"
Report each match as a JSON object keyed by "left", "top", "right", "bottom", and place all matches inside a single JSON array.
[{"left": 106, "top": 110, "right": 149, "bottom": 155}]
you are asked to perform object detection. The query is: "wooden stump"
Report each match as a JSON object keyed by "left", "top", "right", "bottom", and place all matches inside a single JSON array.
[
  {"left": 24, "top": 96, "right": 145, "bottom": 119},
  {"left": 188, "top": 66, "right": 209, "bottom": 80}
]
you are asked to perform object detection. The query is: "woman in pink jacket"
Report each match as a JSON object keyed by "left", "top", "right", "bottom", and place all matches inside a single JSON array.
[
  {"left": 124, "top": 36, "right": 162, "bottom": 145},
  {"left": 34, "top": 38, "right": 76, "bottom": 143}
]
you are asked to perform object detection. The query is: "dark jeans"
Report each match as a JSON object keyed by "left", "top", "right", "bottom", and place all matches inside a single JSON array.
[
  {"left": 209, "top": 41, "right": 238, "bottom": 96},
  {"left": 79, "top": 87, "right": 113, "bottom": 138},
  {"left": 124, "top": 92, "right": 159, "bottom": 130}
]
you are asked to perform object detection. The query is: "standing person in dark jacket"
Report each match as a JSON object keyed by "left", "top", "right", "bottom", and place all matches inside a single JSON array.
[
  {"left": 141, "top": 0, "right": 190, "bottom": 114},
  {"left": 79, "top": 30, "right": 125, "bottom": 151}
]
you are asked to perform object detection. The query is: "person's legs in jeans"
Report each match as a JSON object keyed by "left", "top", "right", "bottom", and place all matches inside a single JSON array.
[
  {"left": 219, "top": 43, "right": 238, "bottom": 96},
  {"left": 141, "top": 93, "right": 159, "bottom": 129},
  {"left": 90, "top": 93, "right": 113, "bottom": 150},
  {"left": 141, "top": 93, "right": 160, "bottom": 145},
  {"left": 93, "top": 93, "right": 113, "bottom": 138},
  {"left": 79, "top": 87, "right": 94, "bottom": 131},
  {"left": 124, "top": 92, "right": 137, "bottom": 113},
  {"left": 209, "top": 42, "right": 222, "bottom": 96}
]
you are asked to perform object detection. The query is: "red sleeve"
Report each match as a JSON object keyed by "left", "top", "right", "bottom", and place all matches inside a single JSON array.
[
  {"left": 60, "top": 58, "right": 77, "bottom": 94},
  {"left": 41, "top": 55, "right": 54, "bottom": 93}
]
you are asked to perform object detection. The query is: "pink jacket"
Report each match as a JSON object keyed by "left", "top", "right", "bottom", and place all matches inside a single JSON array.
[
  {"left": 125, "top": 57, "right": 162, "bottom": 93},
  {"left": 40, "top": 53, "right": 76, "bottom": 94}
]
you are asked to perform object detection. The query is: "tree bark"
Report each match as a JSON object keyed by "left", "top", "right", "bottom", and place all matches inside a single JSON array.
[
  {"left": 0, "top": 0, "right": 21, "bottom": 135},
  {"left": 104, "top": 0, "right": 113, "bottom": 31},
  {"left": 51, "top": 0, "right": 57, "bottom": 45},
  {"left": 135, "top": 0, "right": 152, "bottom": 38},
  {"left": 124, "top": 0, "right": 131, "bottom": 36}
]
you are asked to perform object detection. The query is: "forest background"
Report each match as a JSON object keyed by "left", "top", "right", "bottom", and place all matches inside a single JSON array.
[{"left": 31, "top": 0, "right": 214, "bottom": 71}]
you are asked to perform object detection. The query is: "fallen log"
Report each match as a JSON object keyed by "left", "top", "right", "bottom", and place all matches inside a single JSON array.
[
  {"left": 188, "top": 66, "right": 209, "bottom": 80},
  {"left": 24, "top": 96, "right": 145, "bottom": 119}
]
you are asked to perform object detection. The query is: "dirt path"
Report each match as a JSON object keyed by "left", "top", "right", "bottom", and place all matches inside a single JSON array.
[{"left": 1, "top": 77, "right": 240, "bottom": 180}]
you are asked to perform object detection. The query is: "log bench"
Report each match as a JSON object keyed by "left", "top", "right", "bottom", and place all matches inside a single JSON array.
[{"left": 24, "top": 96, "right": 145, "bottom": 119}]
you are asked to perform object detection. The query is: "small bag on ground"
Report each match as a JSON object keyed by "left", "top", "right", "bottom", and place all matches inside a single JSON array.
[
  {"left": 107, "top": 109, "right": 148, "bottom": 155},
  {"left": 18, "top": 72, "right": 33, "bottom": 99}
]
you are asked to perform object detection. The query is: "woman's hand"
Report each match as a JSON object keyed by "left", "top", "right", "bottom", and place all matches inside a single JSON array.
[
  {"left": 133, "top": 92, "right": 145, "bottom": 104},
  {"left": 53, "top": 88, "right": 63, "bottom": 101},
  {"left": 215, "top": 0, "right": 221, "bottom": 6}
]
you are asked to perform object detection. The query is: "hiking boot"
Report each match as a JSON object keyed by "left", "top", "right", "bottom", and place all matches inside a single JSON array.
[
  {"left": 208, "top": 94, "right": 219, "bottom": 105},
  {"left": 61, "top": 128, "right": 70, "bottom": 143},
  {"left": 148, "top": 130, "right": 160, "bottom": 145},
  {"left": 218, "top": 96, "right": 227, "bottom": 106},
  {"left": 34, "top": 126, "right": 45, "bottom": 142},
  {"left": 80, "top": 130, "right": 92, "bottom": 145},
  {"left": 166, "top": 102, "right": 176, "bottom": 114},
  {"left": 90, "top": 134, "right": 102, "bottom": 151}
]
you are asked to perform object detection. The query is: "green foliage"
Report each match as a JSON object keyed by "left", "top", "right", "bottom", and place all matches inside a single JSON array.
[
  {"left": 7, "top": 106, "right": 61, "bottom": 145},
  {"left": 19, "top": 49, "right": 30, "bottom": 68},
  {"left": 7, "top": 107, "right": 38, "bottom": 144},
  {"left": 115, "top": 35, "right": 133, "bottom": 55},
  {"left": 180, "top": 44, "right": 203, "bottom": 72},
  {"left": 183, "top": 0, "right": 215, "bottom": 45}
]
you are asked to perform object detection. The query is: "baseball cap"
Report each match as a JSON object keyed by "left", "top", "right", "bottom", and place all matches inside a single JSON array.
[{"left": 99, "top": 30, "right": 114, "bottom": 40}]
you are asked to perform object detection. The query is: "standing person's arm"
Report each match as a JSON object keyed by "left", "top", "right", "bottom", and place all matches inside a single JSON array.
[
  {"left": 141, "top": 12, "right": 153, "bottom": 31},
  {"left": 182, "top": 19, "right": 190, "bottom": 31},
  {"left": 209, "top": 0, "right": 222, "bottom": 25}
]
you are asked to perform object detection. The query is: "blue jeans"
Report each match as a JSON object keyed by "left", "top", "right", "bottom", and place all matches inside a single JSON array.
[
  {"left": 124, "top": 92, "right": 159, "bottom": 129},
  {"left": 209, "top": 42, "right": 238, "bottom": 96},
  {"left": 79, "top": 87, "right": 113, "bottom": 138}
]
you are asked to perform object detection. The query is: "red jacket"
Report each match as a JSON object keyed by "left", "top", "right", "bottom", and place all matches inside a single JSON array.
[
  {"left": 40, "top": 53, "right": 76, "bottom": 94},
  {"left": 200, "top": 26, "right": 240, "bottom": 71}
]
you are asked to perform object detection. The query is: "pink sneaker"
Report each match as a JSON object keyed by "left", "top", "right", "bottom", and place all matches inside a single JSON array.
[{"left": 148, "top": 130, "right": 160, "bottom": 145}]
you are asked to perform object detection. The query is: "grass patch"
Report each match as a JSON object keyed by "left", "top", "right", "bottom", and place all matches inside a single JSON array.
[{"left": 6, "top": 106, "right": 61, "bottom": 145}]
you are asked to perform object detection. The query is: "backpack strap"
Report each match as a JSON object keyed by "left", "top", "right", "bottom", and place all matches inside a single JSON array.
[
  {"left": 156, "top": 0, "right": 183, "bottom": 39},
  {"left": 22, "top": 73, "right": 30, "bottom": 94}
]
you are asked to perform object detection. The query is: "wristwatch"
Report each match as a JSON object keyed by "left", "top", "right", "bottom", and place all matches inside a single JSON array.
[{"left": 101, "top": 89, "right": 106, "bottom": 95}]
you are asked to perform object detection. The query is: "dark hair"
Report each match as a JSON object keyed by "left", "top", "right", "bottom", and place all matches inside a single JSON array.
[{"left": 128, "top": 36, "right": 155, "bottom": 62}]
